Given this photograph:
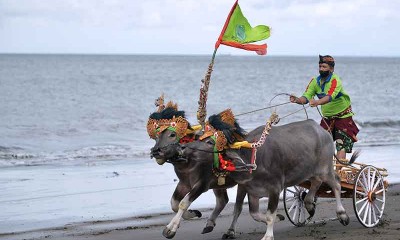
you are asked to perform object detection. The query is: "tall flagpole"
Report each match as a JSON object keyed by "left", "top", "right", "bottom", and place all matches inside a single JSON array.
[{"left": 197, "top": 0, "right": 238, "bottom": 129}]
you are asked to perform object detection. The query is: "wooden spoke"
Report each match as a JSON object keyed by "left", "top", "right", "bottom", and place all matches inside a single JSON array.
[
  {"left": 353, "top": 165, "right": 386, "bottom": 227},
  {"left": 283, "top": 186, "right": 313, "bottom": 227},
  {"left": 356, "top": 196, "right": 368, "bottom": 205}
]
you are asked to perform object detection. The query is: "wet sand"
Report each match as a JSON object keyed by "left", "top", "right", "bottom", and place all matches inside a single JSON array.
[{"left": 4, "top": 184, "right": 399, "bottom": 240}]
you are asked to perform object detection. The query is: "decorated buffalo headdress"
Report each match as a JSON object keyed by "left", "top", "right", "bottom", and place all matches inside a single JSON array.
[
  {"left": 199, "top": 109, "right": 247, "bottom": 151},
  {"left": 146, "top": 95, "right": 190, "bottom": 140}
]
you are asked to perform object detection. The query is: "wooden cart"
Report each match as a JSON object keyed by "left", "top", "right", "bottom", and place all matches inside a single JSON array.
[{"left": 283, "top": 160, "right": 389, "bottom": 228}]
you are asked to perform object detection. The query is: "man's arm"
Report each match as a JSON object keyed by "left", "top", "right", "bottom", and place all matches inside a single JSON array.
[
  {"left": 290, "top": 95, "right": 308, "bottom": 105},
  {"left": 309, "top": 95, "right": 330, "bottom": 107},
  {"left": 290, "top": 78, "right": 317, "bottom": 105},
  {"left": 290, "top": 95, "right": 330, "bottom": 106}
]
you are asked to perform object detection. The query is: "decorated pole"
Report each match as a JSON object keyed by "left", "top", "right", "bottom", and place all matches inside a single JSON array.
[
  {"left": 197, "top": 1, "right": 237, "bottom": 128},
  {"left": 197, "top": 0, "right": 271, "bottom": 128},
  {"left": 197, "top": 49, "right": 217, "bottom": 129}
]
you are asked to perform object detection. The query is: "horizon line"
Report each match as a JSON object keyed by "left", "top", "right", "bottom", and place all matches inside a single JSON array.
[{"left": 0, "top": 52, "right": 399, "bottom": 58}]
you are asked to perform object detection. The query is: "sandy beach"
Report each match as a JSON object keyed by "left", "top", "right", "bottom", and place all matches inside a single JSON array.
[{"left": 2, "top": 183, "right": 398, "bottom": 240}]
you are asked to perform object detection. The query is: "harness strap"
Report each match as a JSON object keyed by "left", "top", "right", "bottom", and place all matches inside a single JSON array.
[
  {"left": 250, "top": 148, "right": 257, "bottom": 174},
  {"left": 156, "top": 126, "right": 182, "bottom": 141},
  {"left": 210, "top": 136, "right": 219, "bottom": 168}
]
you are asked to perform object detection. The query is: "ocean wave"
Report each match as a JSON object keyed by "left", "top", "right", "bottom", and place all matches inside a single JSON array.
[
  {"left": 356, "top": 141, "right": 400, "bottom": 148},
  {"left": 0, "top": 145, "right": 151, "bottom": 167},
  {"left": 0, "top": 145, "right": 24, "bottom": 151},
  {"left": 357, "top": 119, "right": 400, "bottom": 128}
]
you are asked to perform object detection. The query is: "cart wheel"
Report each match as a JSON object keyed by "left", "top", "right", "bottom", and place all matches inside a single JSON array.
[
  {"left": 283, "top": 186, "right": 313, "bottom": 226},
  {"left": 353, "top": 165, "right": 386, "bottom": 227}
]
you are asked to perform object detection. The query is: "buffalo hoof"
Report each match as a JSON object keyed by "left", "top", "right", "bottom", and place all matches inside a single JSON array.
[
  {"left": 201, "top": 226, "right": 214, "bottom": 234},
  {"left": 338, "top": 212, "right": 350, "bottom": 226},
  {"left": 308, "top": 208, "right": 315, "bottom": 218},
  {"left": 261, "top": 237, "right": 274, "bottom": 240},
  {"left": 305, "top": 201, "right": 316, "bottom": 218},
  {"left": 162, "top": 227, "right": 176, "bottom": 239},
  {"left": 222, "top": 229, "right": 236, "bottom": 239},
  {"left": 188, "top": 209, "right": 202, "bottom": 218},
  {"left": 276, "top": 214, "right": 285, "bottom": 221}
]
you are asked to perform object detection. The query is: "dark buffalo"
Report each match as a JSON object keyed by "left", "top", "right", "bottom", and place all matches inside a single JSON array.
[
  {"left": 159, "top": 119, "right": 359, "bottom": 240},
  {"left": 149, "top": 106, "right": 238, "bottom": 234}
]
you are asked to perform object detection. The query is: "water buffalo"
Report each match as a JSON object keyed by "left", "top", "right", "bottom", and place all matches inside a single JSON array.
[
  {"left": 148, "top": 106, "right": 239, "bottom": 233},
  {"left": 160, "top": 119, "right": 359, "bottom": 240}
]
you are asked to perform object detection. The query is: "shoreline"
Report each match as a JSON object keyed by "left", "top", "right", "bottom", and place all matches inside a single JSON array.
[
  {"left": 1, "top": 144, "right": 398, "bottom": 240},
  {"left": 3, "top": 183, "right": 399, "bottom": 240}
]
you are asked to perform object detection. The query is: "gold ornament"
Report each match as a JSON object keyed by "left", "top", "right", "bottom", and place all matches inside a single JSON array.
[
  {"left": 146, "top": 116, "right": 189, "bottom": 140},
  {"left": 199, "top": 122, "right": 227, "bottom": 151}
]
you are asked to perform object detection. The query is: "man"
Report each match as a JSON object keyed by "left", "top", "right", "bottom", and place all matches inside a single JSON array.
[{"left": 290, "top": 55, "right": 359, "bottom": 161}]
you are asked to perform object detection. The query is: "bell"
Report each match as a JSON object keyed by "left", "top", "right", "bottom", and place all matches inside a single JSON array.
[{"left": 218, "top": 175, "right": 225, "bottom": 185}]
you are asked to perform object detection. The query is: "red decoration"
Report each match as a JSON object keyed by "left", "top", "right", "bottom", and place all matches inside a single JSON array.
[{"left": 218, "top": 154, "right": 236, "bottom": 171}]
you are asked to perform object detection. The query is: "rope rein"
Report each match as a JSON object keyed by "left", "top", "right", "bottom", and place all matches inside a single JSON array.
[
  {"left": 235, "top": 92, "right": 354, "bottom": 166},
  {"left": 279, "top": 105, "right": 310, "bottom": 119},
  {"left": 184, "top": 145, "right": 224, "bottom": 154},
  {"left": 236, "top": 92, "right": 310, "bottom": 121},
  {"left": 236, "top": 101, "right": 291, "bottom": 116},
  {"left": 196, "top": 85, "right": 354, "bottom": 166}
]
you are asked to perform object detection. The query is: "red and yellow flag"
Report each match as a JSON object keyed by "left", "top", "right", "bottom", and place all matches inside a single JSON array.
[{"left": 215, "top": 0, "right": 270, "bottom": 55}]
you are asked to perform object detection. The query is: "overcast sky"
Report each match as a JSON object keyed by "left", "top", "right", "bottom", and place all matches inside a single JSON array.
[{"left": 0, "top": 0, "right": 399, "bottom": 56}]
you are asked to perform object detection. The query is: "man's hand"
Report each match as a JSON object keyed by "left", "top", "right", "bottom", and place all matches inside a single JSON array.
[
  {"left": 289, "top": 95, "right": 298, "bottom": 103},
  {"left": 309, "top": 99, "right": 318, "bottom": 107},
  {"left": 310, "top": 96, "right": 330, "bottom": 107}
]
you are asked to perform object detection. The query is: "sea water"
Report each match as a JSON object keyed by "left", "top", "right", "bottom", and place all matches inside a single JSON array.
[{"left": 0, "top": 54, "right": 399, "bottom": 233}]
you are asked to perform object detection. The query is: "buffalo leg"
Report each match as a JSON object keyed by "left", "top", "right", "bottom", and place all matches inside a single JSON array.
[
  {"left": 202, "top": 188, "right": 229, "bottom": 234},
  {"left": 163, "top": 181, "right": 209, "bottom": 239},
  {"left": 243, "top": 191, "right": 281, "bottom": 240},
  {"left": 304, "top": 177, "right": 322, "bottom": 220},
  {"left": 261, "top": 190, "right": 280, "bottom": 240},
  {"left": 324, "top": 173, "right": 350, "bottom": 226},
  {"left": 248, "top": 194, "right": 265, "bottom": 222},
  {"left": 171, "top": 181, "right": 202, "bottom": 220},
  {"left": 222, "top": 185, "right": 247, "bottom": 239}
]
